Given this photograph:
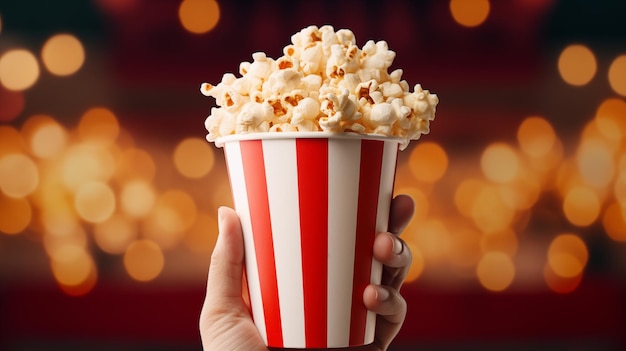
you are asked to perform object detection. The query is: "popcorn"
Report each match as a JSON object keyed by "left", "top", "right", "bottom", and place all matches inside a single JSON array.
[{"left": 201, "top": 25, "right": 438, "bottom": 150}]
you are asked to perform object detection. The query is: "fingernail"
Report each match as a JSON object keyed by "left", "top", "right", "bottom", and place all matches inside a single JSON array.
[
  {"left": 392, "top": 236, "right": 404, "bottom": 255},
  {"left": 217, "top": 207, "right": 226, "bottom": 232},
  {"left": 376, "top": 286, "right": 390, "bottom": 302}
]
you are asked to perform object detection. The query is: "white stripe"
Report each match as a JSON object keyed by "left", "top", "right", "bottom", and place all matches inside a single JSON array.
[
  {"left": 262, "top": 139, "right": 305, "bottom": 348},
  {"left": 327, "top": 138, "right": 361, "bottom": 347},
  {"left": 224, "top": 141, "right": 267, "bottom": 344},
  {"left": 365, "top": 140, "right": 399, "bottom": 344}
]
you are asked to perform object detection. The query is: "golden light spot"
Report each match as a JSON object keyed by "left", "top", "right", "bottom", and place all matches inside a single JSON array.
[
  {"left": 41, "top": 207, "right": 81, "bottom": 238},
  {"left": 544, "top": 263, "right": 582, "bottom": 294},
  {"left": 408, "top": 141, "right": 448, "bottom": 183},
  {"left": 602, "top": 201, "right": 626, "bottom": 242},
  {"left": 94, "top": 213, "right": 137, "bottom": 254},
  {"left": 0, "top": 86, "right": 25, "bottom": 122},
  {"left": 0, "top": 126, "right": 26, "bottom": 157},
  {"left": 0, "top": 153, "right": 39, "bottom": 198},
  {"left": 61, "top": 143, "right": 115, "bottom": 191},
  {"left": 74, "top": 181, "right": 116, "bottom": 223},
  {"left": 173, "top": 137, "right": 214, "bottom": 178},
  {"left": 472, "top": 185, "right": 515, "bottom": 234},
  {"left": 404, "top": 242, "right": 424, "bottom": 283},
  {"left": 497, "top": 168, "right": 541, "bottom": 211},
  {"left": 455, "top": 178, "right": 486, "bottom": 218},
  {"left": 0, "top": 49, "right": 40, "bottom": 91},
  {"left": 58, "top": 263, "right": 97, "bottom": 296},
  {"left": 124, "top": 239, "right": 164, "bottom": 281},
  {"left": 22, "top": 114, "right": 68, "bottom": 159},
  {"left": 0, "top": 193, "right": 31, "bottom": 234},
  {"left": 143, "top": 189, "right": 197, "bottom": 249},
  {"left": 481, "top": 143, "right": 519, "bottom": 183},
  {"left": 41, "top": 33, "right": 85, "bottom": 76},
  {"left": 120, "top": 180, "right": 156, "bottom": 218},
  {"left": 558, "top": 44, "right": 597, "bottom": 86},
  {"left": 449, "top": 0, "right": 490, "bottom": 27},
  {"left": 184, "top": 213, "right": 218, "bottom": 253},
  {"left": 517, "top": 116, "right": 556, "bottom": 159},
  {"left": 43, "top": 228, "right": 88, "bottom": 270},
  {"left": 608, "top": 54, "right": 626, "bottom": 97},
  {"left": 78, "top": 107, "right": 119, "bottom": 144},
  {"left": 576, "top": 139, "right": 614, "bottom": 188},
  {"left": 407, "top": 218, "right": 449, "bottom": 261},
  {"left": 547, "top": 233, "right": 588, "bottom": 278},
  {"left": 476, "top": 251, "right": 515, "bottom": 292},
  {"left": 178, "top": 0, "right": 220, "bottom": 34},
  {"left": 594, "top": 98, "right": 626, "bottom": 144},
  {"left": 480, "top": 228, "right": 518, "bottom": 257},
  {"left": 562, "top": 186, "right": 600, "bottom": 227},
  {"left": 50, "top": 244, "right": 94, "bottom": 286},
  {"left": 115, "top": 148, "right": 156, "bottom": 181}
]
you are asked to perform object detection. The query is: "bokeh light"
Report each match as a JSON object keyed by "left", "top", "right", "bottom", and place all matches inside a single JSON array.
[
  {"left": 476, "top": 251, "right": 515, "bottom": 292},
  {"left": 562, "top": 186, "right": 601, "bottom": 227},
  {"left": 471, "top": 185, "right": 515, "bottom": 233},
  {"left": 454, "top": 178, "right": 486, "bottom": 218},
  {"left": 0, "top": 153, "right": 39, "bottom": 198},
  {"left": 115, "top": 148, "right": 156, "bottom": 181},
  {"left": 480, "top": 143, "right": 519, "bottom": 183},
  {"left": 49, "top": 244, "right": 98, "bottom": 296},
  {"left": 94, "top": 213, "right": 138, "bottom": 254},
  {"left": 142, "top": 189, "right": 197, "bottom": 249},
  {"left": 78, "top": 107, "right": 120, "bottom": 144},
  {"left": 594, "top": 98, "right": 626, "bottom": 144},
  {"left": 558, "top": 44, "right": 597, "bottom": 86},
  {"left": 608, "top": 54, "right": 626, "bottom": 97},
  {"left": 547, "top": 233, "right": 588, "bottom": 278},
  {"left": 74, "top": 181, "right": 116, "bottom": 223},
  {"left": 173, "top": 137, "right": 214, "bottom": 178},
  {"left": 178, "top": 0, "right": 220, "bottom": 34},
  {"left": 0, "top": 126, "right": 26, "bottom": 156},
  {"left": 0, "top": 193, "right": 32, "bottom": 235},
  {"left": 41, "top": 33, "right": 86, "bottom": 76},
  {"left": 120, "top": 180, "right": 156, "bottom": 218},
  {"left": 449, "top": 0, "right": 490, "bottom": 28},
  {"left": 576, "top": 139, "right": 614, "bottom": 188},
  {"left": 408, "top": 141, "right": 448, "bottom": 183},
  {"left": 0, "top": 49, "right": 40, "bottom": 91},
  {"left": 517, "top": 116, "right": 557, "bottom": 159},
  {"left": 22, "top": 114, "right": 68, "bottom": 159},
  {"left": 124, "top": 239, "right": 165, "bottom": 281},
  {"left": 480, "top": 229, "right": 518, "bottom": 257},
  {"left": 544, "top": 263, "right": 583, "bottom": 294},
  {"left": 61, "top": 143, "right": 116, "bottom": 191},
  {"left": 601, "top": 201, "right": 626, "bottom": 242}
]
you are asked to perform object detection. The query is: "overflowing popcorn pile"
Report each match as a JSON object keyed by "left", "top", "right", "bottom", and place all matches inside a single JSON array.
[{"left": 201, "top": 25, "right": 438, "bottom": 150}]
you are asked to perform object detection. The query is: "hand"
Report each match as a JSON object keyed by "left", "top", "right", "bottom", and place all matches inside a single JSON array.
[{"left": 199, "top": 195, "right": 415, "bottom": 351}]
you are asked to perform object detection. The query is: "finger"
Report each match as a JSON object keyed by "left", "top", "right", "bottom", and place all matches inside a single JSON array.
[
  {"left": 363, "top": 285, "right": 407, "bottom": 350},
  {"left": 373, "top": 232, "right": 412, "bottom": 290},
  {"left": 205, "top": 206, "right": 245, "bottom": 303},
  {"left": 388, "top": 194, "right": 415, "bottom": 235}
]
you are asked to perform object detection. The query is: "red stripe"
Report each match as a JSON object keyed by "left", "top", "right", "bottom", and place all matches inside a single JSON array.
[
  {"left": 239, "top": 140, "right": 283, "bottom": 347},
  {"left": 296, "top": 139, "right": 329, "bottom": 348},
  {"left": 350, "top": 140, "right": 385, "bottom": 346}
]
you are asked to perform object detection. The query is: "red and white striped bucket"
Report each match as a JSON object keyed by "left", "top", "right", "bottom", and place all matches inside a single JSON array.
[{"left": 218, "top": 132, "right": 400, "bottom": 349}]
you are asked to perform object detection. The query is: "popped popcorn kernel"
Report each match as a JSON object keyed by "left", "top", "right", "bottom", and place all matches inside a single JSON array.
[{"left": 202, "top": 25, "right": 438, "bottom": 150}]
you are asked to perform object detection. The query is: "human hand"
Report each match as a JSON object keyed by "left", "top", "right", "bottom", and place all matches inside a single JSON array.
[{"left": 199, "top": 194, "right": 415, "bottom": 351}]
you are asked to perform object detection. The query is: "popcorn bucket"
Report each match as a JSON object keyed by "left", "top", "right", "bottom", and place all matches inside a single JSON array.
[{"left": 217, "top": 132, "right": 400, "bottom": 349}]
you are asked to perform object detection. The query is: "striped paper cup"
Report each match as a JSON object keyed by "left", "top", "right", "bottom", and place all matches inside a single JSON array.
[{"left": 217, "top": 132, "right": 401, "bottom": 349}]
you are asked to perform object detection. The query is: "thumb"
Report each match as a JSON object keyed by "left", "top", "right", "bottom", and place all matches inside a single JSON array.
[{"left": 205, "top": 206, "right": 245, "bottom": 302}]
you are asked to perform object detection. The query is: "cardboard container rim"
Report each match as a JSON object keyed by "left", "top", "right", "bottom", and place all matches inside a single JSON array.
[{"left": 214, "top": 132, "right": 404, "bottom": 147}]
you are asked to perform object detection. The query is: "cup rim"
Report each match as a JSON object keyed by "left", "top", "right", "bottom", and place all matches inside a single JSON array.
[{"left": 214, "top": 131, "right": 404, "bottom": 147}]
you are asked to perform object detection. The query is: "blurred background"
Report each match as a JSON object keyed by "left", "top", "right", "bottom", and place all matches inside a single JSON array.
[{"left": 1, "top": 0, "right": 626, "bottom": 350}]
